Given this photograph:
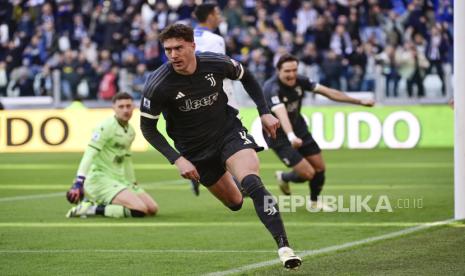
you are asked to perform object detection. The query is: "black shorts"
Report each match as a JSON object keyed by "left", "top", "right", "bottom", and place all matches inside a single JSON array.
[
  {"left": 271, "top": 131, "right": 321, "bottom": 167},
  {"left": 191, "top": 122, "right": 263, "bottom": 186}
]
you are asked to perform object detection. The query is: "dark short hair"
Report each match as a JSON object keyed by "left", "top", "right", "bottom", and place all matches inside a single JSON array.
[
  {"left": 276, "top": 54, "right": 299, "bottom": 70},
  {"left": 112, "top": 92, "right": 133, "bottom": 103},
  {"left": 194, "top": 3, "right": 217, "bottom": 23},
  {"left": 159, "top": 24, "right": 194, "bottom": 43}
]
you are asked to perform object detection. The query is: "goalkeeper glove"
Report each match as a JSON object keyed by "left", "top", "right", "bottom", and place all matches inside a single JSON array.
[{"left": 66, "top": 175, "right": 85, "bottom": 204}]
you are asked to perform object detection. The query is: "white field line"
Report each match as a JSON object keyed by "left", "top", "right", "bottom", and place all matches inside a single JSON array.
[
  {"left": 0, "top": 162, "right": 453, "bottom": 170},
  {"left": 0, "top": 220, "right": 455, "bottom": 273},
  {"left": 0, "top": 180, "right": 186, "bottom": 202},
  {"left": 0, "top": 249, "right": 276, "bottom": 254},
  {"left": 0, "top": 183, "right": 446, "bottom": 191},
  {"left": 0, "top": 192, "right": 64, "bottom": 202},
  {"left": 204, "top": 218, "right": 456, "bottom": 276},
  {"left": 0, "top": 219, "right": 457, "bottom": 257},
  {"left": 0, "top": 222, "right": 433, "bottom": 228}
]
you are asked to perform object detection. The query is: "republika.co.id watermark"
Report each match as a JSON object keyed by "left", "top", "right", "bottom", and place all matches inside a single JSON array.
[{"left": 264, "top": 195, "right": 424, "bottom": 213}]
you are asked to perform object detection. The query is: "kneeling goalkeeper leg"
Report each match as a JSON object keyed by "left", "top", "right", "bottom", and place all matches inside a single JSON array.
[{"left": 66, "top": 203, "right": 146, "bottom": 218}]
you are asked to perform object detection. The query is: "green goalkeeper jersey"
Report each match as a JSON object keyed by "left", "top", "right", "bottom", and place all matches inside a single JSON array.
[{"left": 78, "top": 116, "right": 136, "bottom": 182}]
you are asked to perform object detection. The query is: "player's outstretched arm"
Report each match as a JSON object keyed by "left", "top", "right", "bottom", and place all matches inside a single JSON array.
[
  {"left": 238, "top": 68, "right": 281, "bottom": 138},
  {"left": 174, "top": 156, "right": 200, "bottom": 182},
  {"left": 261, "top": 114, "right": 280, "bottom": 140},
  {"left": 314, "top": 84, "right": 375, "bottom": 107},
  {"left": 140, "top": 116, "right": 181, "bottom": 164},
  {"left": 240, "top": 68, "right": 272, "bottom": 115},
  {"left": 272, "top": 104, "right": 302, "bottom": 148},
  {"left": 140, "top": 117, "right": 200, "bottom": 181}
]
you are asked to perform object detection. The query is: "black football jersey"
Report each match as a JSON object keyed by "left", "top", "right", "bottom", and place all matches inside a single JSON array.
[
  {"left": 262, "top": 74, "right": 317, "bottom": 145},
  {"left": 140, "top": 52, "right": 245, "bottom": 158}
]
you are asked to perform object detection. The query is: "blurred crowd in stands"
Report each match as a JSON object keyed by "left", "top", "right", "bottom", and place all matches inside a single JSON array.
[{"left": 0, "top": 0, "right": 453, "bottom": 101}]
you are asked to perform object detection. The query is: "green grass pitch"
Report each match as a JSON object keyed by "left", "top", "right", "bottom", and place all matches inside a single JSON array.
[{"left": 0, "top": 148, "right": 464, "bottom": 275}]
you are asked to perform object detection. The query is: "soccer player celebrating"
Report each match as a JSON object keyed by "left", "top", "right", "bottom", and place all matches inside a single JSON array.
[
  {"left": 140, "top": 24, "right": 301, "bottom": 269},
  {"left": 66, "top": 92, "right": 158, "bottom": 218},
  {"left": 263, "top": 54, "right": 374, "bottom": 210}
]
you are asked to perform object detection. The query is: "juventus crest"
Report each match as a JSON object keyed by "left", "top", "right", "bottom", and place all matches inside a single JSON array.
[{"left": 205, "top": 73, "right": 216, "bottom": 87}]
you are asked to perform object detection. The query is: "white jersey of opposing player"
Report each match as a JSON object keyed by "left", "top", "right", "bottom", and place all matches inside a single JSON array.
[
  {"left": 194, "top": 27, "right": 225, "bottom": 54},
  {"left": 194, "top": 27, "right": 238, "bottom": 109}
]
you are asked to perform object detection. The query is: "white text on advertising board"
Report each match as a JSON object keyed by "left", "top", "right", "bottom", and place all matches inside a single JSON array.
[{"left": 251, "top": 111, "right": 421, "bottom": 149}]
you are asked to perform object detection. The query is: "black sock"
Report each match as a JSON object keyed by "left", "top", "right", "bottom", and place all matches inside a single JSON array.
[
  {"left": 241, "top": 174, "right": 289, "bottom": 248},
  {"left": 96, "top": 205, "right": 105, "bottom": 215},
  {"left": 282, "top": 171, "right": 306, "bottom": 183},
  {"left": 275, "top": 235, "right": 290, "bottom": 248},
  {"left": 130, "top": 209, "right": 146, "bottom": 217},
  {"left": 96, "top": 205, "right": 145, "bottom": 217},
  {"left": 309, "top": 171, "right": 325, "bottom": 201}
]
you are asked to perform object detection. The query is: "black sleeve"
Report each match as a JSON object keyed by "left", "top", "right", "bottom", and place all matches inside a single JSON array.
[
  {"left": 223, "top": 56, "right": 270, "bottom": 115},
  {"left": 299, "top": 75, "right": 318, "bottom": 92},
  {"left": 240, "top": 68, "right": 271, "bottom": 115},
  {"left": 140, "top": 116, "right": 180, "bottom": 164},
  {"left": 263, "top": 80, "right": 283, "bottom": 111}
]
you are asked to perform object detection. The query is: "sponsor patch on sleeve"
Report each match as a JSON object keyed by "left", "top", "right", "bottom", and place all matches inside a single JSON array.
[
  {"left": 143, "top": 97, "right": 151, "bottom": 109},
  {"left": 271, "top": 96, "right": 280, "bottom": 105}
]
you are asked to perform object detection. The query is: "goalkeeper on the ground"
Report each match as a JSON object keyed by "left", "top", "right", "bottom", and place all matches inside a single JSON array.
[{"left": 66, "top": 92, "right": 158, "bottom": 218}]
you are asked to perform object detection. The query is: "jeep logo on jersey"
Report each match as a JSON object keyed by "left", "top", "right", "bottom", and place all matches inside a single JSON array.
[
  {"left": 205, "top": 73, "right": 216, "bottom": 87},
  {"left": 179, "top": 93, "right": 219, "bottom": 112}
]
